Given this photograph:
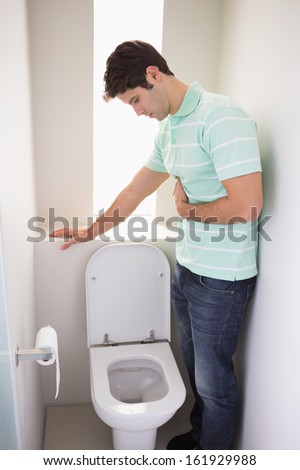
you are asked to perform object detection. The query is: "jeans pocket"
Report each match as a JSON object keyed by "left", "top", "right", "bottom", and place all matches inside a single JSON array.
[{"left": 199, "top": 275, "right": 236, "bottom": 295}]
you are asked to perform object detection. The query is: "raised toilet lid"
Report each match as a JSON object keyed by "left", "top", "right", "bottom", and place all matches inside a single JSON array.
[{"left": 86, "top": 243, "right": 171, "bottom": 346}]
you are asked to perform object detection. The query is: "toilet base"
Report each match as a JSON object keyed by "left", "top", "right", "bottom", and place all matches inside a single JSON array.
[{"left": 112, "top": 428, "right": 157, "bottom": 450}]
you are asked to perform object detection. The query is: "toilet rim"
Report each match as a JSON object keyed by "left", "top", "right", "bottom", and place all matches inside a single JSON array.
[
  {"left": 107, "top": 352, "right": 168, "bottom": 378},
  {"left": 89, "top": 342, "right": 186, "bottom": 416}
]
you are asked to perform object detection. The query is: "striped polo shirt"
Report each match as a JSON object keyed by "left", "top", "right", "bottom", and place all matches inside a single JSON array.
[{"left": 145, "top": 82, "right": 262, "bottom": 280}]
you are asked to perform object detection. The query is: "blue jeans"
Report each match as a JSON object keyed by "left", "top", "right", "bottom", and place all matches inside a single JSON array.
[{"left": 171, "top": 262, "right": 257, "bottom": 450}]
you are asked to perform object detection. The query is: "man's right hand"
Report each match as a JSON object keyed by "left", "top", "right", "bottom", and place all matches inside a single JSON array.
[{"left": 49, "top": 227, "right": 92, "bottom": 250}]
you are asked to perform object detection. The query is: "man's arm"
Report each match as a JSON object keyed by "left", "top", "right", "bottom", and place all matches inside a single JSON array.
[
  {"left": 50, "top": 166, "right": 169, "bottom": 250},
  {"left": 173, "top": 172, "right": 263, "bottom": 224}
]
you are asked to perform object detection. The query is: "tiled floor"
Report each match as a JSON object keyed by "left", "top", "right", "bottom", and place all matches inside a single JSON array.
[{"left": 43, "top": 398, "right": 194, "bottom": 450}]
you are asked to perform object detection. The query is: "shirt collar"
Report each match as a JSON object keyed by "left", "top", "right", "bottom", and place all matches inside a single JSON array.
[{"left": 170, "top": 82, "right": 204, "bottom": 119}]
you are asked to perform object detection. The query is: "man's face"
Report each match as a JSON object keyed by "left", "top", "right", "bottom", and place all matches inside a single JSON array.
[{"left": 117, "top": 83, "right": 170, "bottom": 122}]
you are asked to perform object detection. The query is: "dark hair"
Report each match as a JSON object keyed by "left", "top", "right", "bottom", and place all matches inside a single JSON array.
[{"left": 103, "top": 40, "right": 174, "bottom": 101}]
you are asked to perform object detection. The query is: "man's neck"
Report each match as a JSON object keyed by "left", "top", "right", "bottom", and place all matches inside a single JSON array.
[{"left": 166, "top": 76, "right": 189, "bottom": 116}]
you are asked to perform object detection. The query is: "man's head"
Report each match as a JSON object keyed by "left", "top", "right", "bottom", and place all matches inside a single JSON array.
[{"left": 103, "top": 40, "right": 174, "bottom": 102}]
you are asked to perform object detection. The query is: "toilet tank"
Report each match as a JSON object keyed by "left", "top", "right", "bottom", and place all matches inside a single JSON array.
[{"left": 86, "top": 243, "right": 171, "bottom": 346}]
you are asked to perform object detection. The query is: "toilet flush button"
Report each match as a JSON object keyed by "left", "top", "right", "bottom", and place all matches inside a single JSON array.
[{"left": 158, "top": 272, "right": 164, "bottom": 277}]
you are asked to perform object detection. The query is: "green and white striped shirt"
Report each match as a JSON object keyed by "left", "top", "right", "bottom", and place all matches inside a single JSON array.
[{"left": 145, "top": 82, "right": 262, "bottom": 280}]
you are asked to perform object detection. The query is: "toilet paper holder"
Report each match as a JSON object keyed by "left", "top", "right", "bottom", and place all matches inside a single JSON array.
[{"left": 15, "top": 345, "right": 54, "bottom": 366}]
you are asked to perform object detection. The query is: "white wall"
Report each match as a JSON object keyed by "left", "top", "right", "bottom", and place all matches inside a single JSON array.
[
  {"left": 27, "top": 0, "right": 94, "bottom": 226},
  {"left": 218, "top": 0, "right": 300, "bottom": 449},
  {"left": 0, "top": 0, "right": 43, "bottom": 449}
]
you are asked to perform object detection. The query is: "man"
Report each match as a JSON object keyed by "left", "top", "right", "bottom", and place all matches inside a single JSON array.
[{"left": 51, "top": 41, "right": 263, "bottom": 449}]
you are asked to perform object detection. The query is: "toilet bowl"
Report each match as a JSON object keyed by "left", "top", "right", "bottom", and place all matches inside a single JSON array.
[{"left": 86, "top": 243, "right": 186, "bottom": 450}]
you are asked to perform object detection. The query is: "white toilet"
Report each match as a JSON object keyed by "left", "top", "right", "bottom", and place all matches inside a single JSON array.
[{"left": 86, "top": 243, "right": 186, "bottom": 450}]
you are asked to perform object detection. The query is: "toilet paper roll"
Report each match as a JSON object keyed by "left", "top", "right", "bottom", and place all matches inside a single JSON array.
[{"left": 35, "top": 326, "right": 60, "bottom": 399}]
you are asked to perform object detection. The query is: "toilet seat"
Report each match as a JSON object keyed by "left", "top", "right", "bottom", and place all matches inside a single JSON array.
[{"left": 90, "top": 342, "right": 186, "bottom": 432}]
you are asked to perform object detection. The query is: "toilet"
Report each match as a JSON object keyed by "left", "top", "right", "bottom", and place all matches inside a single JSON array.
[{"left": 86, "top": 242, "right": 186, "bottom": 450}]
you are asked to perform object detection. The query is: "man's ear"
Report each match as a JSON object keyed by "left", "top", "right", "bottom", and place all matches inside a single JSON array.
[{"left": 146, "top": 66, "right": 161, "bottom": 84}]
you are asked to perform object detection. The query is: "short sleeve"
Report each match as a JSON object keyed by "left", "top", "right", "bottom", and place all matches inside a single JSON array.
[
  {"left": 144, "top": 132, "right": 168, "bottom": 173},
  {"left": 202, "top": 107, "right": 262, "bottom": 181}
]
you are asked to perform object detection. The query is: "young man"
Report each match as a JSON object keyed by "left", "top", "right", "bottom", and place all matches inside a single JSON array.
[{"left": 51, "top": 41, "right": 263, "bottom": 449}]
